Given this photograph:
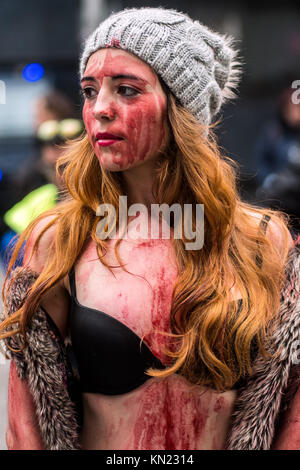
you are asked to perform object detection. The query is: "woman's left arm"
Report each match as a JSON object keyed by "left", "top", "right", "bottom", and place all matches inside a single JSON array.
[
  {"left": 6, "top": 359, "right": 45, "bottom": 450},
  {"left": 271, "top": 384, "right": 300, "bottom": 450}
]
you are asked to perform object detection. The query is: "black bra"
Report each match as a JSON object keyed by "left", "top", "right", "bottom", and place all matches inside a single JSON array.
[
  {"left": 68, "top": 214, "right": 270, "bottom": 395},
  {"left": 68, "top": 266, "right": 165, "bottom": 395}
]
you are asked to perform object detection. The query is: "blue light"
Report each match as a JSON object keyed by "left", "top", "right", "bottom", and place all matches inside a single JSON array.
[
  {"left": 22, "top": 63, "right": 44, "bottom": 82},
  {"left": 0, "top": 169, "right": 2, "bottom": 181}
]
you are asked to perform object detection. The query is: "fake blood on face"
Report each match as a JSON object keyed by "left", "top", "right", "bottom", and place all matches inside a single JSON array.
[{"left": 82, "top": 48, "right": 169, "bottom": 172}]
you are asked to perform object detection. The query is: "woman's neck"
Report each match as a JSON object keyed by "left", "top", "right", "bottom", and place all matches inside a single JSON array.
[{"left": 122, "top": 159, "right": 157, "bottom": 209}]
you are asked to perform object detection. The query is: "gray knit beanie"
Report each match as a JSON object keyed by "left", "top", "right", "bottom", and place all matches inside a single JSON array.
[{"left": 79, "top": 7, "right": 242, "bottom": 127}]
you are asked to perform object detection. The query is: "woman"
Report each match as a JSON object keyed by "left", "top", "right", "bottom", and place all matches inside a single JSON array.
[{"left": 0, "top": 8, "right": 299, "bottom": 450}]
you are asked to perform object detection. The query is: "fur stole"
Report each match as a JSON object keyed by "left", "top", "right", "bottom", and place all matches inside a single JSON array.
[
  {"left": 225, "top": 239, "right": 300, "bottom": 449},
  {"left": 0, "top": 268, "right": 82, "bottom": 450}
]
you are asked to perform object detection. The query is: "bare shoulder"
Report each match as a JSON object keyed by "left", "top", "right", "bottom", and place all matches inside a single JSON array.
[
  {"left": 23, "top": 214, "right": 70, "bottom": 338},
  {"left": 264, "top": 217, "right": 294, "bottom": 252},
  {"left": 23, "top": 214, "right": 58, "bottom": 273}
]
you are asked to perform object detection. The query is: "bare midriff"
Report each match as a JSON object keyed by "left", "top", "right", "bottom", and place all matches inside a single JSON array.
[{"left": 69, "top": 219, "right": 238, "bottom": 450}]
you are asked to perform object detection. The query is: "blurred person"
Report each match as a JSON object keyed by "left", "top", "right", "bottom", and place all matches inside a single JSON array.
[
  {"left": 0, "top": 90, "right": 78, "bottom": 245},
  {"left": 33, "top": 89, "right": 77, "bottom": 131},
  {"left": 34, "top": 117, "right": 84, "bottom": 187},
  {"left": 12, "top": 89, "right": 78, "bottom": 200},
  {"left": 0, "top": 8, "right": 299, "bottom": 451},
  {"left": 256, "top": 154, "right": 300, "bottom": 235},
  {"left": 0, "top": 117, "right": 83, "bottom": 269},
  {"left": 255, "top": 86, "right": 300, "bottom": 185}
]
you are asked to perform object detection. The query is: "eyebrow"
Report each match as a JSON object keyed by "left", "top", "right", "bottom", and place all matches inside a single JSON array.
[
  {"left": 81, "top": 74, "right": 144, "bottom": 83},
  {"left": 81, "top": 76, "right": 97, "bottom": 83}
]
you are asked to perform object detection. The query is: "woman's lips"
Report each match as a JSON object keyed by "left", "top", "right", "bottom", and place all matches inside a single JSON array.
[{"left": 96, "top": 132, "right": 124, "bottom": 147}]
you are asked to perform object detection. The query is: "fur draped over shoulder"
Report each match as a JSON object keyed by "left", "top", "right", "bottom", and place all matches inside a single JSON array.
[
  {"left": 225, "top": 239, "right": 300, "bottom": 449},
  {"left": 0, "top": 267, "right": 82, "bottom": 450}
]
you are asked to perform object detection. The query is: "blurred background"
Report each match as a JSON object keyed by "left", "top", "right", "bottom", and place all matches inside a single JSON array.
[{"left": 0, "top": 0, "right": 300, "bottom": 449}]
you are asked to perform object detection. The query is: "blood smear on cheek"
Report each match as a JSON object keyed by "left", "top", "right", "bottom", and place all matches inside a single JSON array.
[{"left": 82, "top": 105, "right": 94, "bottom": 143}]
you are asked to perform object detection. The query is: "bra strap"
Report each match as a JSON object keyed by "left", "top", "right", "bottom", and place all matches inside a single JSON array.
[
  {"left": 68, "top": 266, "right": 77, "bottom": 299},
  {"left": 255, "top": 214, "right": 271, "bottom": 268}
]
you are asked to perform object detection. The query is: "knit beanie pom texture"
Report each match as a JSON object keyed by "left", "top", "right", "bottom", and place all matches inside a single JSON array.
[{"left": 80, "top": 7, "right": 243, "bottom": 126}]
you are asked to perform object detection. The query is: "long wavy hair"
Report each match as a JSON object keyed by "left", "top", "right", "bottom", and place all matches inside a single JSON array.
[{"left": 0, "top": 92, "right": 291, "bottom": 392}]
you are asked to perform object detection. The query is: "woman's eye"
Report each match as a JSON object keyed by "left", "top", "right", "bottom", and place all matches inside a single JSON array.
[
  {"left": 81, "top": 87, "right": 97, "bottom": 99},
  {"left": 118, "top": 86, "right": 140, "bottom": 98}
]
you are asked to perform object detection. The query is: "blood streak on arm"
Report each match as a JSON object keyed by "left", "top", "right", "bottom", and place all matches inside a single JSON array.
[{"left": 271, "top": 386, "right": 300, "bottom": 450}]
